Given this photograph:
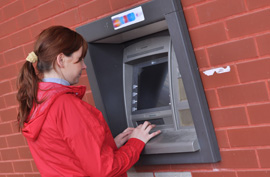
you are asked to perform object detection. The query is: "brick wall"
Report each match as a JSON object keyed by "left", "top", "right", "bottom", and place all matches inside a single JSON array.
[{"left": 0, "top": 0, "right": 269, "bottom": 176}]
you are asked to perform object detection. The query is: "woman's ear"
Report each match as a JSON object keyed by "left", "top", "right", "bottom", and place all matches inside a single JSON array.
[{"left": 56, "top": 53, "right": 65, "bottom": 68}]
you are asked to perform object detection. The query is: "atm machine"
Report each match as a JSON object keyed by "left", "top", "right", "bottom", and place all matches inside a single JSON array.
[
  {"left": 123, "top": 36, "right": 199, "bottom": 154},
  {"left": 77, "top": 0, "right": 221, "bottom": 165}
]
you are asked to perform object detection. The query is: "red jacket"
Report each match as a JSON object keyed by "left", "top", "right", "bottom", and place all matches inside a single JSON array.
[{"left": 22, "top": 82, "right": 145, "bottom": 177}]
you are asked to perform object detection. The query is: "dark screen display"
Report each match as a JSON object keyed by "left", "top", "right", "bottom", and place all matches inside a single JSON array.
[{"left": 137, "top": 62, "right": 170, "bottom": 110}]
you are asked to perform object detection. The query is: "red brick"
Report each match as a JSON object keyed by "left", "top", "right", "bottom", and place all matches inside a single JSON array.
[
  {"left": 208, "top": 38, "right": 258, "bottom": 66},
  {"left": 25, "top": 174, "right": 41, "bottom": 177},
  {"left": 18, "top": 147, "right": 33, "bottom": 159},
  {"left": 0, "top": 54, "right": 5, "bottom": 65},
  {"left": 81, "top": 69, "right": 87, "bottom": 76},
  {"left": 31, "top": 160, "right": 39, "bottom": 172},
  {"left": 16, "top": 9, "right": 39, "bottom": 30},
  {"left": 4, "top": 46, "right": 24, "bottom": 64},
  {"left": 0, "top": 9, "right": 4, "bottom": 22},
  {"left": 30, "top": 19, "right": 54, "bottom": 39},
  {"left": 196, "top": 0, "right": 246, "bottom": 24},
  {"left": 201, "top": 65, "right": 238, "bottom": 89},
  {"left": 110, "top": 0, "right": 147, "bottom": 11},
  {"left": 238, "top": 170, "right": 270, "bottom": 177},
  {"left": 0, "top": 0, "right": 13, "bottom": 7},
  {"left": 211, "top": 107, "right": 248, "bottom": 128},
  {"left": 16, "top": 61, "right": 25, "bottom": 74},
  {"left": 23, "top": 0, "right": 48, "bottom": 10},
  {"left": 228, "top": 126, "right": 270, "bottom": 147},
  {"left": 237, "top": 58, "right": 270, "bottom": 83},
  {"left": 10, "top": 120, "right": 20, "bottom": 133},
  {"left": 0, "top": 81, "right": 12, "bottom": 95},
  {"left": 6, "top": 134, "right": 26, "bottom": 147},
  {"left": 227, "top": 9, "right": 270, "bottom": 38},
  {"left": 0, "top": 97, "right": 5, "bottom": 109},
  {"left": 38, "top": 0, "right": 64, "bottom": 20},
  {"left": 257, "top": 149, "right": 270, "bottom": 168},
  {"left": 0, "top": 162, "right": 14, "bottom": 173},
  {"left": 192, "top": 171, "right": 236, "bottom": 177},
  {"left": 181, "top": 0, "right": 205, "bottom": 7},
  {"left": 215, "top": 150, "right": 258, "bottom": 168},
  {"left": 10, "top": 78, "right": 18, "bottom": 92},
  {"left": 205, "top": 89, "right": 219, "bottom": 108},
  {"left": 54, "top": 9, "right": 81, "bottom": 27},
  {"left": 248, "top": 103, "right": 270, "bottom": 124},
  {"left": 215, "top": 130, "right": 230, "bottom": 148},
  {"left": 217, "top": 82, "right": 268, "bottom": 106},
  {"left": 79, "top": 0, "right": 111, "bottom": 22},
  {"left": 190, "top": 23, "right": 227, "bottom": 48},
  {"left": 0, "top": 64, "right": 18, "bottom": 81},
  {"left": 1, "top": 148, "right": 19, "bottom": 160},
  {"left": 246, "top": 0, "right": 270, "bottom": 10},
  {"left": 85, "top": 92, "right": 95, "bottom": 106},
  {"left": 60, "top": 0, "right": 79, "bottom": 10},
  {"left": 4, "top": 93, "right": 18, "bottom": 107},
  {"left": 2, "top": 0, "right": 24, "bottom": 20},
  {"left": 6, "top": 175, "right": 25, "bottom": 177},
  {"left": 0, "top": 36, "right": 12, "bottom": 53},
  {"left": 184, "top": 8, "right": 199, "bottom": 28},
  {"left": 77, "top": 75, "right": 91, "bottom": 91},
  {"left": 0, "top": 18, "right": 18, "bottom": 38},
  {"left": 23, "top": 41, "right": 35, "bottom": 57},
  {"left": 0, "top": 137, "right": 7, "bottom": 148},
  {"left": 77, "top": 0, "right": 93, "bottom": 5},
  {"left": 82, "top": 93, "right": 87, "bottom": 102},
  {"left": 257, "top": 33, "right": 270, "bottom": 56},
  {"left": 0, "top": 107, "right": 17, "bottom": 122},
  {"left": 195, "top": 49, "right": 209, "bottom": 68},
  {"left": 10, "top": 28, "right": 32, "bottom": 47},
  {"left": 0, "top": 122, "right": 13, "bottom": 135},
  {"left": 13, "top": 160, "right": 33, "bottom": 172}
]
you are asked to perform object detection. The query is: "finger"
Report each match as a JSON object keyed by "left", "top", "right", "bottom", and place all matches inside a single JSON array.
[
  {"left": 141, "top": 121, "right": 151, "bottom": 130},
  {"left": 136, "top": 124, "right": 143, "bottom": 129},
  {"left": 149, "top": 130, "right": 162, "bottom": 138},
  {"left": 123, "top": 127, "right": 134, "bottom": 133},
  {"left": 127, "top": 128, "right": 135, "bottom": 133},
  {"left": 145, "top": 124, "right": 154, "bottom": 133},
  {"left": 121, "top": 135, "right": 130, "bottom": 142},
  {"left": 121, "top": 131, "right": 132, "bottom": 137},
  {"left": 123, "top": 129, "right": 133, "bottom": 135}
]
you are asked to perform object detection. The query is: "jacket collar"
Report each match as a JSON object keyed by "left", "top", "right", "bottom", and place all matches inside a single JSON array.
[{"left": 22, "top": 82, "right": 86, "bottom": 140}]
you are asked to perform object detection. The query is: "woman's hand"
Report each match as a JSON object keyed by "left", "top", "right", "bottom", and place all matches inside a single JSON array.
[
  {"left": 129, "top": 121, "right": 161, "bottom": 144},
  {"left": 114, "top": 127, "right": 134, "bottom": 148}
]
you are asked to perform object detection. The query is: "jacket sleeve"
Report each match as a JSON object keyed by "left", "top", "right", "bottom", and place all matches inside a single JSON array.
[{"left": 54, "top": 94, "right": 145, "bottom": 177}]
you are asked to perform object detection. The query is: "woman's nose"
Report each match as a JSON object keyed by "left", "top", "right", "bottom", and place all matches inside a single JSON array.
[{"left": 82, "top": 60, "right": 87, "bottom": 69}]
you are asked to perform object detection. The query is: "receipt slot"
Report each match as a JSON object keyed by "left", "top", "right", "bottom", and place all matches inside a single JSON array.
[{"left": 77, "top": 0, "right": 221, "bottom": 165}]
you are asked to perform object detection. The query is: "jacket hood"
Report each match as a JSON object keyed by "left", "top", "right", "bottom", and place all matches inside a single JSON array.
[{"left": 22, "top": 82, "right": 86, "bottom": 140}]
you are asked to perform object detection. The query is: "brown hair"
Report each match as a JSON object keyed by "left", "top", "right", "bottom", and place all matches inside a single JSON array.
[{"left": 17, "top": 26, "right": 88, "bottom": 129}]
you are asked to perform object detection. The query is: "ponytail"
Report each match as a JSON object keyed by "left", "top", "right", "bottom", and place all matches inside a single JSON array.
[
  {"left": 16, "top": 26, "right": 88, "bottom": 130},
  {"left": 17, "top": 61, "right": 40, "bottom": 129}
]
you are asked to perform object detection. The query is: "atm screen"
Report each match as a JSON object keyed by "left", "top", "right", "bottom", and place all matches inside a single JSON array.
[{"left": 137, "top": 61, "right": 170, "bottom": 110}]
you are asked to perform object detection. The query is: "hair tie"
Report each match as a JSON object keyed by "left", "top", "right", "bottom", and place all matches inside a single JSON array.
[{"left": 26, "top": 51, "right": 38, "bottom": 63}]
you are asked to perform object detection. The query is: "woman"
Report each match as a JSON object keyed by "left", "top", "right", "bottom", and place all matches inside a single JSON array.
[{"left": 17, "top": 26, "right": 160, "bottom": 177}]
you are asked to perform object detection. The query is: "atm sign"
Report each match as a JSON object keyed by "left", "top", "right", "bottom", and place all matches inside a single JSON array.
[{"left": 111, "top": 6, "right": 145, "bottom": 30}]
